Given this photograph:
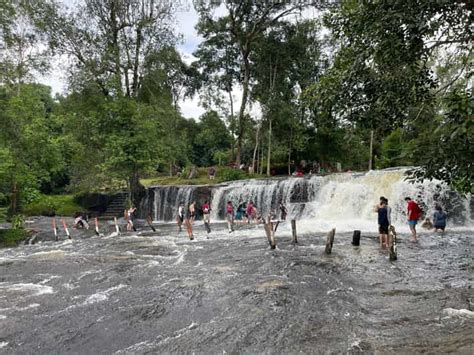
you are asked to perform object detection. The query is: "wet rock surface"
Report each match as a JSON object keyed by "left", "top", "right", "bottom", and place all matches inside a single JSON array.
[{"left": 0, "top": 217, "right": 473, "bottom": 353}]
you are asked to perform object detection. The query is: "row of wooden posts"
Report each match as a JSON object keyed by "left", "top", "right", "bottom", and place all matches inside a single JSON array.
[
  {"left": 263, "top": 219, "right": 397, "bottom": 261},
  {"left": 51, "top": 216, "right": 397, "bottom": 261}
]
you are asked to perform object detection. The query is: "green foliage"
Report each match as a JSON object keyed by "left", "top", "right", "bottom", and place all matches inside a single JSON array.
[
  {"left": 23, "top": 195, "right": 81, "bottom": 217},
  {"left": 0, "top": 228, "right": 30, "bottom": 247},
  {"left": 219, "top": 168, "right": 247, "bottom": 182},
  {"left": 378, "top": 129, "right": 412, "bottom": 168},
  {"left": 11, "top": 214, "right": 25, "bottom": 229},
  {"left": 409, "top": 89, "right": 473, "bottom": 193}
]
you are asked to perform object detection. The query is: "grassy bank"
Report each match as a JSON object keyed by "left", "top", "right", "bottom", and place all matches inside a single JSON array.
[
  {"left": 23, "top": 194, "right": 82, "bottom": 217},
  {"left": 141, "top": 167, "right": 263, "bottom": 187}
]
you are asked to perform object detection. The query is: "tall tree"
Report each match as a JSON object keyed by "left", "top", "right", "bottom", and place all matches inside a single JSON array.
[
  {"left": 30, "top": 0, "right": 180, "bottom": 204},
  {"left": 195, "top": 0, "right": 318, "bottom": 166}
]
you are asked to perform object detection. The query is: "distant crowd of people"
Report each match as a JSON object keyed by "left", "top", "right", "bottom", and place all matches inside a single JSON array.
[
  {"left": 71, "top": 193, "right": 448, "bottom": 247},
  {"left": 175, "top": 199, "right": 288, "bottom": 234}
]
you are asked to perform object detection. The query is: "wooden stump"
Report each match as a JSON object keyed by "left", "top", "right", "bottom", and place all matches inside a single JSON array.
[
  {"left": 389, "top": 225, "right": 397, "bottom": 261},
  {"left": 94, "top": 217, "right": 100, "bottom": 236},
  {"left": 114, "top": 217, "right": 121, "bottom": 235},
  {"left": 52, "top": 218, "right": 58, "bottom": 241},
  {"left": 291, "top": 219, "right": 297, "bottom": 244},
  {"left": 325, "top": 228, "right": 336, "bottom": 254},
  {"left": 61, "top": 219, "right": 71, "bottom": 240},
  {"left": 352, "top": 230, "right": 361, "bottom": 246}
]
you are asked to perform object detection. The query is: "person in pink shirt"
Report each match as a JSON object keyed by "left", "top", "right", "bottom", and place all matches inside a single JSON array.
[
  {"left": 246, "top": 201, "right": 254, "bottom": 224},
  {"left": 226, "top": 201, "right": 234, "bottom": 233}
]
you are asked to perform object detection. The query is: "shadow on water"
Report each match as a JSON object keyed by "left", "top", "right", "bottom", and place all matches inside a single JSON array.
[{"left": 0, "top": 218, "right": 473, "bottom": 353}]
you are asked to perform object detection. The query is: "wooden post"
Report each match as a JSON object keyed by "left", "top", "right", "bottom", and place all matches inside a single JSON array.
[
  {"left": 94, "top": 217, "right": 100, "bottom": 236},
  {"left": 114, "top": 217, "right": 120, "bottom": 235},
  {"left": 389, "top": 225, "right": 397, "bottom": 261},
  {"left": 52, "top": 218, "right": 58, "bottom": 241},
  {"left": 368, "top": 130, "right": 374, "bottom": 170},
  {"left": 352, "top": 230, "right": 361, "bottom": 246},
  {"left": 146, "top": 215, "right": 156, "bottom": 232},
  {"left": 61, "top": 219, "right": 71, "bottom": 240},
  {"left": 325, "top": 228, "right": 336, "bottom": 254},
  {"left": 291, "top": 219, "right": 297, "bottom": 244}
]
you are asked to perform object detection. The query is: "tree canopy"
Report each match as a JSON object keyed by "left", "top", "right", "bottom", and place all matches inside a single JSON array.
[{"left": 0, "top": 0, "right": 472, "bottom": 216}]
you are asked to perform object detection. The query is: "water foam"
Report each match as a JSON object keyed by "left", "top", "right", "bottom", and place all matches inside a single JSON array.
[{"left": 0, "top": 283, "right": 54, "bottom": 296}]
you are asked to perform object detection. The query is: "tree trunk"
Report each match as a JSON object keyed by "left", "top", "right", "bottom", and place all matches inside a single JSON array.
[
  {"left": 252, "top": 125, "right": 259, "bottom": 174},
  {"left": 10, "top": 180, "right": 18, "bottom": 215},
  {"left": 129, "top": 169, "right": 145, "bottom": 208},
  {"left": 266, "top": 118, "right": 272, "bottom": 176},
  {"left": 288, "top": 127, "right": 293, "bottom": 176},
  {"left": 236, "top": 54, "right": 250, "bottom": 167},
  {"left": 369, "top": 130, "right": 374, "bottom": 170},
  {"left": 228, "top": 89, "right": 235, "bottom": 162}
]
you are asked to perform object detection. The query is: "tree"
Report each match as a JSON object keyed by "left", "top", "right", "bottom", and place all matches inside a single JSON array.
[
  {"left": 304, "top": 0, "right": 472, "bottom": 186},
  {"left": 195, "top": 0, "right": 318, "bottom": 166},
  {"left": 0, "top": 84, "right": 64, "bottom": 214},
  {"left": 410, "top": 89, "right": 473, "bottom": 194},
  {"left": 30, "top": 0, "right": 182, "bottom": 204}
]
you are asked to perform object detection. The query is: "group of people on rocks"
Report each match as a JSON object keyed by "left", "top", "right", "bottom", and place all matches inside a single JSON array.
[
  {"left": 175, "top": 199, "right": 289, "bottom": 234},
  {"left": 375, "top": 196, "right": 447, "bottom": 248}
]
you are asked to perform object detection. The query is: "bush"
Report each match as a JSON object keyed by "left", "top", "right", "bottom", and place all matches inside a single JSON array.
[
  {"left": 0, "top": 228, "right": 30, "bottom": 247},
  {"left": 11, "top": 214, "right": 25, "bottom": 229},
  {"left": 23, "top": 195, "right": 82, "bottom": 217},
  {"left": 219, "top": 167, "right": 247, "bottom": 182},
  {"left": 0, "top": 192, "right": 8, "bottom": 206}
]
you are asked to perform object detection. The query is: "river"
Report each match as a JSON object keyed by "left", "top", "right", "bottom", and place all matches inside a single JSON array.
[
  {"left": 0, "top": 218, "right": 473, "bottom": 353},
  {"left": 1, "top": 169, "right": 473, "bottom": 353}
]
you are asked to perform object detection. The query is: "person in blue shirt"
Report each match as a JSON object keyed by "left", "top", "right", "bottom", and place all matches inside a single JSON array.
[
  {"left": 432, "top": 204, "right": 447, "bottom": 233},
  {"left": 377, "top": 199, "right": 391, "bottom": 248}
]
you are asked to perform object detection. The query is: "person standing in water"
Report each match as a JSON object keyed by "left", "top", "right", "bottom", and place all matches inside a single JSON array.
[
  {"left": 405, "top": 197, "right": 422, "bottom": 242},
  {"left": 126, "top": 206, "right": 137, "bottom": 231},
  {"left": 279, "top": 200, "right": 288, "bottom": 221},
  {"left": 226, "top": 201, "right": 234, "bottom": 233},
  {"left": 432, "top": 204, "right": 447, "bottom": 233},
  {"left": 202, "top": 200, "right": 211, "bottom": 233},
  {"left": 188, "top": 201, "right": 196, "bottom": 223},
  {"left": 377, "top": 199, "right": 391, "bottom": 248},
  {"left": 246, "top": 201, "right": 254, "bottom": 224},
  {"left": 177, "top": 202, "right": 184, "bottom": 232}
]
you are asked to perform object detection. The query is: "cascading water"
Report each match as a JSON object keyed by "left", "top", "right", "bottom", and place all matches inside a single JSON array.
[{"left": 142, "top": 168, "right": 472, "bottom": 232}]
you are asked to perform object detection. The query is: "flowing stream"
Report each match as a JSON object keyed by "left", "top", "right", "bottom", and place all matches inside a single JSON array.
[{"left": 0, "top": 169, "right": 473, "bottom": 353}]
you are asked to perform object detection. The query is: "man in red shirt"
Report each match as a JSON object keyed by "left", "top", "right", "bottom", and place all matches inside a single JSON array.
[{"left": 405, "top": 197, "right": 422, "bottom": 242}]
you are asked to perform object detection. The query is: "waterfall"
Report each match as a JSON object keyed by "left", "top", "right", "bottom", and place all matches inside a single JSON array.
[{"left": 141, "top": 169, "right": 472, "bottom": 232}]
